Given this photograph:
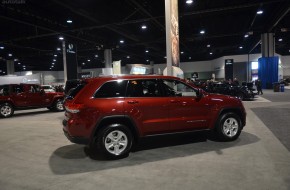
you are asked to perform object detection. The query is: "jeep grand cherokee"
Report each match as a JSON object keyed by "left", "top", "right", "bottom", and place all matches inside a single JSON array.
[{"left": 63, "top": 75, "right": 246, "bottom": 159}]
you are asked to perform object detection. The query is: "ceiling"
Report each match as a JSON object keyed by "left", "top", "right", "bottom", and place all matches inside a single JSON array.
[{"left": 0, "top": 0, "right": 290, "bottom": 74}]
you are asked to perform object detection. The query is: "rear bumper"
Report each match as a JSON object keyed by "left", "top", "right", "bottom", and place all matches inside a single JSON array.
[{"left": 62, "top": 119, "right": 89, "bottom": 145}]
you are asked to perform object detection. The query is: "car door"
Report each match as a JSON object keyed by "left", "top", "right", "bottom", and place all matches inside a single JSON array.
[
  {"left": 26, "top": 85, "right": 48, "bottom": 107},
  {"left": 123, "top": 79, "right": 170, "bottom": 136},
  {"left": 9, "top": 85, "right": 28, "bottom": 107},
  {"left": 160, "top": 79, "right": 211, "bottom": 132}
]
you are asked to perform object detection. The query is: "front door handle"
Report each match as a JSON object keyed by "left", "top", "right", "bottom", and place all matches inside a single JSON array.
[
  {"left": 127, "top": 100, "right": 139, "bottom": 104},
  {"left": 170, "top": 99, "right": 180, "bottom": 103}
]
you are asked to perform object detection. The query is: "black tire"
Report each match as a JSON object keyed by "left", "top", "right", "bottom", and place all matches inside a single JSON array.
[
  {"left": 237, "top": 93, "right": 244, "bottom": 100},
  {"left": 92, "top": 124, "right": 133, "bottom": 159},
  {"left": 215, "top": 112, "right": 242, "bottom": 141},
  {"left": 0, "top": 103, "right": 14, "bottom": 118},
  {"left": 53, "top": 99, "right": 64, "bottom": 111}
]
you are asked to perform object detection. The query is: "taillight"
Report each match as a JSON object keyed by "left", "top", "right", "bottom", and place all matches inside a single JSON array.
[{"left": 65, "top": 103, "right": 84, "bottom": 113}]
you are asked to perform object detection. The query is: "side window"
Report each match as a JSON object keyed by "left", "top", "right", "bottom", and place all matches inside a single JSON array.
[
  {"left": 127, "top": 79, "right": 161, "bottom": 97},
  {"left": 94, "top": 80, "right": 127, "bottom": 98},
  {"left": 161, "top": 79, "right": 197, "bottom": 97},
  {"left": 12, "top": 85, "right": 24, "bottom": 94},
  {"left": 0, "top": 85, "right": 9, "bottom": 96}
]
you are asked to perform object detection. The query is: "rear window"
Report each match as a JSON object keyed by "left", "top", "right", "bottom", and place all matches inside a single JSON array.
[
  {"left": 66, "top": 83, "right": 86, "bottom": 100},
  {"left": 94, "top": 80, "right": 127, "bottom": 98}
]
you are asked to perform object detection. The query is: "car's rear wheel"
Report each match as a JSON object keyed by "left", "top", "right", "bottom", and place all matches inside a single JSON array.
[
  {"left": 53, "top": 99, "right": 64, "bottom": 111},
  {"left": 93, "top": 124, "right": 133, "bottom": 159},
  {"left": 0, "top": 103, "right": 14, "bottom": 118},
  {"left": 215, "top": 112, "right": 242, "bottom": 141}
]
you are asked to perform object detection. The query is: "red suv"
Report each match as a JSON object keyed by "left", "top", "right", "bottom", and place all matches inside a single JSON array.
[
  {"left": 63, "top": 75, "right": 246, "bottom": 159},
  {"left": 0, "top": 84, "right": 64, "bottom": 118}
]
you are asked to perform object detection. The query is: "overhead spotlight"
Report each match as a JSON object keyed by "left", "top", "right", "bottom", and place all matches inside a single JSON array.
[
  {"left": 200, "top": 30, "right": 205, "bottom": 34},
  {"left": 8, "top": 53, "right": 12, "bottom": 57},
  {"left": 239, "top": 46, "right": 243, "bottom": 49},
  {"left": 278, "top": 38, "right": 283, "bottom": 42},
  {"left": 164, "top": 56, "right": 167, "bottom": 59},
  {"left": 82, "top": 62, "right": 85, "bottom": 65},
  {"left": 53, "top": 59, "right": 56, "bottom": 62},
  {"left": 14, "top": 59, "right": 18, "bottom": 61},
  {"left": 186, "top": 0, "right": 193, "bottom": 4},
  {"left": 189, "top": 57, "right": 192, "bottom": 59},
  {"left": 18, "top": 62, "right": 21, "bottom": 65},
  {"left": 23, "top": 65, "right": 26, "bottom": 67},
  {"left": 181, "top": 51, "right": 184, "bottom": 54},
  {"left": 120, "top": 40, "right": 124, "bottom": 44},
  {"left": 51, "top": 65, "right": 54, "bottom": 68},
  {"left": 87, "top": 59, "right": 90, "bottom": 62},
  {"left": 210, "top": 52, "right": 213, "bottom": 55},
  {"left": 244, "top": 34, "right": 249, "bottom": 38},
  {"left": 146, "top": 60, "right": 149, "bottom": 62},
  {"left": 50, "top": 68, "right": 52, "bottom": 70},
  {"left": 0, "top": 46, "right": 4, "bottom": 49},
  {"left": 59, "top": 36, "right": 64, "bottom": 40},
  {"left": 54, "top": 55, "right": 57, "bottom": 57},
  {"left": 23, "top": 68, "right": 26, "bottom": 70},
  {"left": 257, "top": 10, "right": 263, "bottom": 15},
  {"left": 207, "top": 44, "right": 211, "bottom": 48},
  {"left": 57, "top": 47, "right": 61, "bottom": 51},
  {"left": 127, "top": 56, "right": 130, "bottom": 59},
  {"left": 141, "top": 25, "right": 147, "bottom": 29},
  {"left": 145, "top": 50, "right": 149, "bottom": 53},
  {"left": 95, "top": 54, "right": 98, "bottom": 58},
  {"left": 52, "top": 63, "right": 55, "bottom": 65},
  {"left": 66, "top": 19, "right": 73, "bottom": 24}
]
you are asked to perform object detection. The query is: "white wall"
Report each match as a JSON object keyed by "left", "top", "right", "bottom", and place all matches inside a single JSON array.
[{"left": 280, "top": 55, "right": 290, "bottom": 78}]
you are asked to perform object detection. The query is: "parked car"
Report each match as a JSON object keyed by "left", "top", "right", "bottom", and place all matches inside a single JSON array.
[
  {"left": 41, "top": 85, "right": 55, "bottom": 92},
  {"left": 63, "top": 75, "right": 246, "bottom": 159},
  {"left": 203, "top": 82, "right": 256, "bottom": 100},
  {"left": 0, "top": 83, "right": 65, "bottom": 118}
]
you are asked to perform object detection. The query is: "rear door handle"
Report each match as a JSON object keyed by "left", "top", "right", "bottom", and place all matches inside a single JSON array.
[
  {"left": 170, "top": 100, "right": 180, "bottom": 103},
  {"left": 128, "top": 100, "right": 139, "bottom": 104}
]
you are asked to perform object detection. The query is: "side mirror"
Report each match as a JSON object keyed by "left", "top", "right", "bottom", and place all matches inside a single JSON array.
[{"left": 196, "top": 88, "right": 203, "bottom": 99}]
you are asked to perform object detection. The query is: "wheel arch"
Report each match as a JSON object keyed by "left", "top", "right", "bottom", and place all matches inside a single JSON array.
[
  {"left": 90, "top": 115, "right": 140, "bottom": 144},
  {"left": 217, "top": 108, "right": 245, "bottom": 127}
]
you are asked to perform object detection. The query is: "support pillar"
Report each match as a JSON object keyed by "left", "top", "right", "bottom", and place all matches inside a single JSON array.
[
  {"left": 150, "top": 61, "right": 154, "bottom": 74},
  {"left": 104, "top": 49, "right": 112, "bottom": 68},
  {"left": 63, "top": 41, "right": 78, "bottom": 81},
  {"left": 165, "top": 0, "right": 180, "bottom": 76},
  {"left": 258, "top": 33, "right": 278, "bottom": 89},
  {"left": 6, "top": 60, "right": 15, "bottom": 75}
]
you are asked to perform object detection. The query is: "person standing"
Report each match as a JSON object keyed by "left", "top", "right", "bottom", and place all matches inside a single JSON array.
[{"left": 255, "top": 79, "right": 263, "bottom": 95}]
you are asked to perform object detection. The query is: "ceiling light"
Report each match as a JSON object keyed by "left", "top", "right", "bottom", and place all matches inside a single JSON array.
[
  {"left": 18, "top": 62, "right": 21, "bottom": 65},
  {"left": 257, "top": 10, "right": 263, "bottom": 15},
  {"left": 54, "top": 54, "right": 57, "bottom": 57},
  {"left": 145, "top": 50, "right": 149, "bottom": 53},
  {"left": 82, "top": 62, "right": 85, "bottom": 65},
  {"left": 207, "top": 44, "right": 211, "bottom": 48},
  {"left": 0, "top": 46, "right": 4, "bottom": 49},
  {"left": 239, "top": 46, "right": 243, "bottom": 49},
  {"left": 23, "top": 65, "right": 26, "bottom": 67},
  {"left": 53, "top": 59, "right": 56, "bottom": 62},
  {"left": 59, "top": 36, "right": 64, "bottom": 40},
  {"left": 57, "top": 48, "right": 61, "bottom": 51},
  {"left": 66, "top": 20, "right": 73, "bottom": 24},
  {"left": 210, "top": 52, "right": 213, "bottom": 55},
  {"left": 23, "top": 68, "right": 26, "bottom": 70},
  {"left": 186, "top": 0, "right": 193, "bottom": 4},
  {"left": 52, "top": 63, "right": 55, "bottom": 65},
  {"left": 8, "top": 53, "right": 12, "bottom": 57},
  {"left": 141, "top": 25, "right": 147, "bottom": 29},
  {"left": 200, "top": 30, "right": 205, "bottom": 34},
  {"left": 120, "top": 40, "right": 124, "bottom": 43},
  {"left": 95, "top": 54, "right": 98, "bottom": 58},
  {"left": 50, "top": 68, "right": 52, "bottom": 70},
  {"left": 146, "top": 60, "right": 149, "bottom": 62},
  {"left": 189, "top": 57, "right": 191, "bottom": 59},
  {"left": 278, "top": 38, "right": 283, "bottom": 42},
  {"left": 14, "top": 59, "right": 18, "bottom": 61},
  {"left": 127, "top": 56, "right": 130, "bottom": 59},
  {"left": 51, "top": 65, "right": 54, "bottom": 68},
  {"left": 181, "top": 51, "right": 184, "bottom": 54},
  {"left": 244, "top": 34, "right": 249, "bottom": 38},
  {"left": 3, "top": 71, "right": 5, "bottom": 74},
  {"left": 164, "top": 56, "right": 167, "bottom": 59},
  {"left": 87, "top": 59, "right": 90, "bottom": 62}
]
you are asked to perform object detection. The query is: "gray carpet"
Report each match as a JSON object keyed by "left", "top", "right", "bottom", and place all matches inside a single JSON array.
[{"left": 252, "top": 88, "right": 290, "bottom": 152}]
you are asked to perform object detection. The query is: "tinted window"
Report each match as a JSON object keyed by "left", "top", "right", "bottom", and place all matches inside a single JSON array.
[
  {"left": 12, "top": 85, "right": 23, "bottom": 94},
  {"left": 161, "top": 79, "right": 197, "bottom": 97},
  {"left": 0, "top": 85, "right": 9, "bottom": 96},
  {"left": 94, "top": 80, "right": 127, "bottom": 98},
  {"left": 67, "top": 84, "right": 86, "bottom": 99},
  {"left": 127, "top": 79, "right": 161, "bottom": 97}
]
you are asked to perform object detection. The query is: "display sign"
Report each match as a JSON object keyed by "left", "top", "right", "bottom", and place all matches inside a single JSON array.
[
  {"left": 225, "top": 59, "right": 234, "bottom": 80},
  {"left": 191, "top": 72, "right": 199, "bottom": 79},
  {"left": 66, "top": 43, "right": 78, "bottom": 80}
]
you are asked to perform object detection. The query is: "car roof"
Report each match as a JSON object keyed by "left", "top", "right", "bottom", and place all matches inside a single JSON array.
[{"left": 84, "top": 75, "right": 183, "bottom": 83}]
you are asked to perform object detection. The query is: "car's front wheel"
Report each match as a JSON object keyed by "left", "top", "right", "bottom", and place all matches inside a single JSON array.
[
  {"left": 93, "top": 124, "right": 133, "bottom": 159},
  {"left": 0, "top": 103, "right": 14, "bottom": 118},
  {"left": 215, "top": 112, "right": 242, "bottom": 141}
]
